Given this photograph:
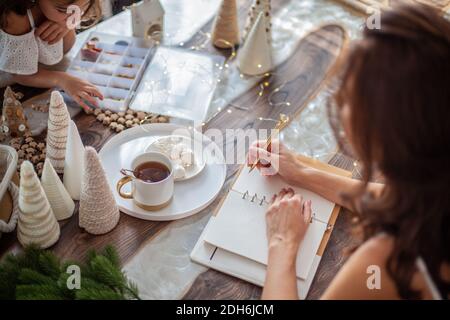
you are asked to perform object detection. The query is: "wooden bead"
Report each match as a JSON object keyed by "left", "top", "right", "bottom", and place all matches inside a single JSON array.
[
  {"left": 117, "top": 117, "right": 126, "bottom": 125},
  {"left": 104, "top": 110, "right": 112, "bottom": 116},
  {"left": 26, "top": 148, "right": 35, "bottom": 155},
  {"left": 29, "top": 141, "right": 37, "bottom": 148},
  {"left": 136, "top": 112, "right": 146, "bottom": 120},
  {"left": 126, "top": 109, "right": 134, "bottom": 115},
  {"left": 102, "top": 117, "right": 111, "bottom": 125},
  {"left": 110, "top": 114, "right": 119, "bottom": 121},
  {"left": 117, "top": 112, "right": 126, "bottom": 117},
  {"left": 37, "top": 142, "right": 45, "bottom": 150},
  {"left": 116, "top": 124, "right": 125, "bottom": 132},
  {"left": 109, "top": 122, "right": 118, "bottom": 130},
  {"left": 125, "top": 114, "right": 134, "bottom": 120},
  {"left": 21, "top": 144, "right": 29, "bottom": 151},
  {"left": 31, "top": 155, "right": 40, "bottom": 164},
  {"left": 25, "top": 137, "right": 34, "bottom": 143},
  {"left": 94, "top": 108, "right": 102, "bottom": 116},
  {"left": 125, "top": 120, "right": 133, "bottom": 128},
  {"left": 97, "top": 114, "right": 106, "bottom": 121}
]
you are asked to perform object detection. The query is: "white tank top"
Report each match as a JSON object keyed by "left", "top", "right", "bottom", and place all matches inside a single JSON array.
[{"left": 0, "top": 9, "right": 63, "bottom": 75}]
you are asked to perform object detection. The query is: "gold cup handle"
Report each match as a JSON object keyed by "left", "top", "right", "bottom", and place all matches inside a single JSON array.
[{"left": 116, "top": 176, "right": 133, "bottom": 199}]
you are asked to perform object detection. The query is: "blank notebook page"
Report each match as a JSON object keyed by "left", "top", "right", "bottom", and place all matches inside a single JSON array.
[{"left": 203, "top": 169, "right": 335, "bottom": 280}]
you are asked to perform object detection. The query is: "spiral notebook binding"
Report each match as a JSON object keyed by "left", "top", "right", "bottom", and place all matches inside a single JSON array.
[
  {"left": 241, "top": 190, "right": 268, "bottom": 206},
  {"left": 234, "top": 189, "right": 334, "bottom": 229}
]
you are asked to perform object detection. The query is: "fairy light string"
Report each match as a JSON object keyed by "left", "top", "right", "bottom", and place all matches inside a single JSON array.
[{"left": 135, "top": 21, "right": 359, "bottom": 174}]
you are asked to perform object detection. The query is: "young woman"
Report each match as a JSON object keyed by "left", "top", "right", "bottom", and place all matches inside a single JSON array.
[
  {"left": 248, "top": 4, "right": 450, "bottom": 299},
  {"left": 0, "top": 0, "right": 103, "bottom": 110}
]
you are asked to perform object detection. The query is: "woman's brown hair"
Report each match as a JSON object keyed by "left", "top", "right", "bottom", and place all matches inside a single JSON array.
[
  {"left": 0, "top": 0, "right": 102, "bottom": 29},
  {"left": 329, "top": 3, "right": 450, "bottom": 299}
]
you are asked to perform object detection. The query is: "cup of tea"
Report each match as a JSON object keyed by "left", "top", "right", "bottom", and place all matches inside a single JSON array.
[{"left": 116, "top": 152, "right": 174, "bottom": 211}]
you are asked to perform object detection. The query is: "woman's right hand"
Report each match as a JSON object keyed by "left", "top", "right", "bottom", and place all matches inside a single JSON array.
[
  {"left": 247, "top": 139, "right": 308, "bottom": 186},
  {"left": 61, "top": 74, "right": 103, "bottom": 112}
]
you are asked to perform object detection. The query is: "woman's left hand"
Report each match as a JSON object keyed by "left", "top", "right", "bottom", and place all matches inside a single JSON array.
[
  {"left": 266, "top": 188, "right": 312, "bottom": 254},
  {"left": 35, "top": 20, "right": 70, "bottom": 45}
]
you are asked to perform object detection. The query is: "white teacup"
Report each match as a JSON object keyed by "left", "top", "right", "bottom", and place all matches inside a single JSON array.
[{"left": 116, "top": 152, "right": 174, "bottom": 211}]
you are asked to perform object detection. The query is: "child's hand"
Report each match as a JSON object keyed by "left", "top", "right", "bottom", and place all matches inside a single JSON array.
[
  {"left": 35, "top": 20, "right": 70, "bottom": 45},
  {"left": 61, "top": 74, "right": 104, "bottom": 112}
]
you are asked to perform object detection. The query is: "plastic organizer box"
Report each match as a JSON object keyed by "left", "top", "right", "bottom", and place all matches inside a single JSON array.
[{"left": 66, "top": 32, "right": 156, "bottom": 112}]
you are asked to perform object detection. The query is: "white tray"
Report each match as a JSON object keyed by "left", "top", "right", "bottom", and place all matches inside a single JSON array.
[{"left": 99, "top": 123, "right": 226, "bottom": 221}]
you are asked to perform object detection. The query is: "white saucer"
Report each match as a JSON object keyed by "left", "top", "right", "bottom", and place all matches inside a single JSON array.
[{"left": 99, "top": 123, "right": 227, "bottom": 221}]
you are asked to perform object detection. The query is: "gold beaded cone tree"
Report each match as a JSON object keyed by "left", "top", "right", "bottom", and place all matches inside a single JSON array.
[
  {"left": 238, "top": 12, "right": 273, "bottom": 75},
  {"left": 79, "top": 147, "right": 120, "bottom": 235},
  {"left": 17, "top": 161, "right": 60, "bottom": 249},
  {"left": 242, "top": 0, "right": 271, "bottom": 43},
  {"left": 211, "top": 0, "right": 240, "bottom": 48},
  {"left": 46, "top": 91, "right": 70, "bottom": 174},
  {"left": 0, "top": 87, "right": 29, "bottom": 138}
]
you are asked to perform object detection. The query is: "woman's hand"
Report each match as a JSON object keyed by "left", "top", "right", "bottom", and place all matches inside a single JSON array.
[
  {"left": 266, "top": 188, "right": 312, "bottom": 254},
  {"left": 262, "top": 188, "right": 312, "bottom": 300},
  {"left": 60, "top": 74, "right": 103, "bottom": 112},
  {"left": 35, "top": 20, "right": 71, "bottom": 45},
  {"left": 247, "top": 139, "right": 307, "bottom": 186}
]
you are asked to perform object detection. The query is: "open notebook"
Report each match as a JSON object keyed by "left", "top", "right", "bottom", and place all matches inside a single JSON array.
[
  {"left": 191, "top": 155, "right": 351, "bottom": 298},
  {"left": 203, "top": 168, "right": 334, "bottom": 280}
]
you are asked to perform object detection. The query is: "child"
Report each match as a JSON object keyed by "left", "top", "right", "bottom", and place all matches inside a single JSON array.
[{"left": 0, "top": 0, "right": 104, "bottom": 111}]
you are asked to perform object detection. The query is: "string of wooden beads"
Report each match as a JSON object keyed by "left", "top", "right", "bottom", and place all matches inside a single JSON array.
[{"left": 86, "top": 108, "right": 169, "bottom": 132}]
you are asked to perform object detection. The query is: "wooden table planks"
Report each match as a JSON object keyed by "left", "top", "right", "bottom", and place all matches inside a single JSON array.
[{"left": 0, "top": 0, "right": 358, "bottom": 299}]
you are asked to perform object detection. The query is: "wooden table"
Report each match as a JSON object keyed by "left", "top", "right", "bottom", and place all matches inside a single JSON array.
[{"left": 0, "top": 0, "right": 358, "bottom": 299}]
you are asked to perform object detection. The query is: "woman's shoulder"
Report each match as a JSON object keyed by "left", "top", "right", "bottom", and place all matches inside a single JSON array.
[
  {"left": 2, "top": 11, "right": 31, "bottom": 35},
  {"left": 322, "top": 234, "right": 444, "bottom": 299}
]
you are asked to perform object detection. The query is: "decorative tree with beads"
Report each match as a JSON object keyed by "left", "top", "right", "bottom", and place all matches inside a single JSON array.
[{"left": 242, "top": 0, "right": 272, "bottom": 43}]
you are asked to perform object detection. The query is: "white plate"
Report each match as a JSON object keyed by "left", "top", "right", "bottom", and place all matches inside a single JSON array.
[
  {"left": 99, "top": 123, "right": 226, "bottom": 221},
  {"left": 145, "top": 135, "right": 206, "bottom": 181}
]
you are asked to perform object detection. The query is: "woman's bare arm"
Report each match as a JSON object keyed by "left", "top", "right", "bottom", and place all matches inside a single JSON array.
[{"left": 295, "top": 166, "right": 384, "bottom": 211}]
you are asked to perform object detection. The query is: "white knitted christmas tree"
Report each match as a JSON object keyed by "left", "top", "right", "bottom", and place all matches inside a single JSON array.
[
  {"left": 242, "top": 0, "right": 271, "bottom": 43},
  {"left": 41, "top": 158, "right": 75, "bottom": 221},
  {"left": 17, "top": 161, "right": 60, "bottom": 249},
  {"left": 46, "top": 91, "right": 70, "bottom": 173},
  {"left": 238, "top": 12, "right": 273, "bottom": 75},
  {"left": 63, "top": 120, "right": 85, "bottom": 200},
  {"left": 79, "top": 147, "right": 120, "bottom": 235},
  {"left": 211, "top": 0, "right": 240, "bottom": 48}
]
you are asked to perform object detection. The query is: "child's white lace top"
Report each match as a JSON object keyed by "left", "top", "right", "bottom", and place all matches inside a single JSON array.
[{"left": 0, "top": 9, "right": 63, "bottom": 75}]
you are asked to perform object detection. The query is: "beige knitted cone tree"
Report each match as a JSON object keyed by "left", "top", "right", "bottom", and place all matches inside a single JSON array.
[
  {"left": 17, "top": 161, "right": 60, "bottom": 249},
  {"left": 41, "top": 158, "right": 75, "bottom": 221},
  {"left": 79, "top": 147, "right": 120, "bottom": 235},
  {"left": 242, "top": 0, "right": 271, "bottom": 43},
  {"left": 238, "top": 12, "right": 272, "bottom": 75},
  {"left": 46, "top": 91, "right": 70, "bottom": 173},
  {"left": 211, "top": 0, "right": 240, "bottom": 49}
]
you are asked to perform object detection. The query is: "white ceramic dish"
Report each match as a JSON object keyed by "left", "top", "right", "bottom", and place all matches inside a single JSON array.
[
  {"left": 145, "top": 135, "right": 206, "bottom": 181},
  {"left": 99, "top": 123, "right": 227, "bottom": 221}
]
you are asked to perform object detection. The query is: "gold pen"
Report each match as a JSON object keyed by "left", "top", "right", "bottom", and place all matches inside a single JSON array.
[{"left": 248, "top": 114, "right": 290, "bottom": 173}]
